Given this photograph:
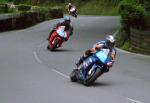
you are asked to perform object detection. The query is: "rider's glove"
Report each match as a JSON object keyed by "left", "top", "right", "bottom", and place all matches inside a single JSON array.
[{"left": 107, "top": 62, "right": 113, "bottom": 67}]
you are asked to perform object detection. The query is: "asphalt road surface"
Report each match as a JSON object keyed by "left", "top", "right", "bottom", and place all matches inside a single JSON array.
[{"left": 0, "top": 16, "right": 150, "bottom": 103}]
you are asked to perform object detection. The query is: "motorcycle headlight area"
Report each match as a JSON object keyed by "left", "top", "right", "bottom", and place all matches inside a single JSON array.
[{"left": 58, "top": 31, "right": 67, "bottom": 38}]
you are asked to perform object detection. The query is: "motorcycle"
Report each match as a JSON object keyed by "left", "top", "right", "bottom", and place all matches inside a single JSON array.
[
  {"left": 70, "top": 50, "right": 112, "bottom": 86},
  {"left": 47, "top": 26, "right": 69, "bottom": 51},
  {"left": 68, "top": 6, "right": 77, "bottom": 18}
]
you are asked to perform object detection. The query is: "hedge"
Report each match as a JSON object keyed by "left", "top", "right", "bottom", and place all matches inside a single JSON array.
[
  {"left": 0, "top": 6, "right": 63, "bottom": 32},
  {"left": 17, "top": 4, "right": 31, "bottom": 11},
  {"left": 0, "top": 4, "right": 9, "bottom": 13},
  {"left": 116, "top": 0, "right": 150, "bottom": 55},
  {"left": 49, "top": 6, "right": 63, "bottom": 18},
  {"left": 119, "top": 0, "right": 146, "bottom": 30}
]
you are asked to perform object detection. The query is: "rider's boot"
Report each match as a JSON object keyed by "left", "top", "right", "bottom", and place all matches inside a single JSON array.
[
  {"left": 76, "top": 55, "right": 86, "bottom": 68},
  {"left": 76, "top": 50, "right": 92, "bottom": 68}
]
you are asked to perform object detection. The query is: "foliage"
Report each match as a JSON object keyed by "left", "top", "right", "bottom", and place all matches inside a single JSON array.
[
  {"left": 0, "top": 0, "right": 13, "bottom": 3},
  {"left": 0, "top": 4, "right": 9, "bottom": 13},
  {"left": 144, "top": 0, "right": 150, "bottom": 11},
  {"left": 117, "top": 0, "right": 150, "bottom": 52},
  {"left": 144, "top": 12, "right": 150, "bottom": 29},
  {"left": 121, "top": 41, "right": 130, "bottom": 51},
  {"left": 119, "top": 0, "right": 146, "bottom": 29},
  {"left": 74, "top": 0, "right": 119, "bottom": 15},
  {"left": 116, "top": 28, "right": 128, "bottom": 47},
  {"left": 117, "top": 0, "right": 146, "bottom": 49},
  {"left": 17, "top": 4, "right": 31, "bottom": 11},
  {"left": 49, "top": 6, "right": 63, "bottom": 18},
  {"left": 13, "top": 0, "right": 28, "bottom": 4}
]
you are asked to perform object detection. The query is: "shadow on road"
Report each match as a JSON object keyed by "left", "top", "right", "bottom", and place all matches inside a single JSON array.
[
  {"left": 48, "top": 49, "right": 80, "bottom": 53},
  {"left": 92, "top": 81, "right": 114, "bottom": 87},
  {"left": 70, "top": 80, "right": 115, "bottom": 87}
]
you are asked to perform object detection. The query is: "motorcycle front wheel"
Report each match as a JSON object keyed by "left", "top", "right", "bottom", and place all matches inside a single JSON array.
[
  {"left": 70, "top": 69, "right": 79, "bottom": 82},
  {"left": 83, "top": 68, "right": 102, "bottom": 86},
  {"left": 50, "top": 39, "right": 59, "bottom": 51}
]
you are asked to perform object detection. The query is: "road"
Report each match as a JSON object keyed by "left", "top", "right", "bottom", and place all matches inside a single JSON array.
[{"left": 0, "top": 16, "right": 150, "bottom": 103}]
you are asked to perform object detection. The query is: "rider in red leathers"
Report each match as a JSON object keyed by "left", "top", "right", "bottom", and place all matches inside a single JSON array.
[{"left": 47, "top": 16, "right": 73, "bottom": 41}]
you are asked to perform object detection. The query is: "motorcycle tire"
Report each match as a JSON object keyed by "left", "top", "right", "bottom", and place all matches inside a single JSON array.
[
  {"left": 50, "top": 39, "right": 59, "bottom": 51},
  {"left": 74, "top": 13, "right": 77, "bottom": 18},
  {"left": 83, "top": 68, "right": 102, "bottom": 86},
  {"left": 70, "top": 69, "right": 78, "bottom": 82}
]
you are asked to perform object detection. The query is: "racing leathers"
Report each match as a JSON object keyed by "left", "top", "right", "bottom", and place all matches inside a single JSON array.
[
  {"left": 76, "top": 40, "right": 116, "bottom": 71},
  {"left": 47, "top": 20, "right": 73, "bottom": 41}
]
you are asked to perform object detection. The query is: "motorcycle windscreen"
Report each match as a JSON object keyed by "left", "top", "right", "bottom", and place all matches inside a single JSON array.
[
  {"left": 95, "top": 51, "right": 112, "bottom": 64},
  {"left": 70, "top": 7, "right": 75, "bottom": 12},
  {"left": 56, "top": 26, "right": 67, "bottom": 38}
]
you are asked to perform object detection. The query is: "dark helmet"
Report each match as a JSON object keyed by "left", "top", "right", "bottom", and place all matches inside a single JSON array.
[
  {"left": 64, "top": 16, "right": 71, "bottom": 25},
  {"left": 106, "top": 35, "right": 115, "bottom": 48}
]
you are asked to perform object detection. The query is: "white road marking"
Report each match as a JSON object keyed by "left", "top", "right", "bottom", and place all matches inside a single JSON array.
[
  {"left": 113, "top": 30, "right": 119, "bottom": 37},
  {"left": 33, "top": 51, "right": 42, "bottom": 63},
  {"left": 126, "top": 97, "right": 143, "bottom": 103},
  {"left": 52, "top": 69, "right": 69, "bottom": 79},
  {"left": 37, "top": 41, "right": 47, "bottom": 48}
]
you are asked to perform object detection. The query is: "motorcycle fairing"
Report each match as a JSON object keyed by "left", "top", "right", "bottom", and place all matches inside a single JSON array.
[
  {"left": 95, "top": 50, "right": 112, "bottom": 64},
  {"left": 56, "top": 26, "right": 67, "bottom": 38},
  {"left": 70, "top": 7, "right": 76, "bottom": 12}
]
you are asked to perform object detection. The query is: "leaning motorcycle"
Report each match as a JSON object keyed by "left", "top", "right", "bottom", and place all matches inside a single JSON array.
[
  {"left": 69, "top": 7, "right": 77, "bottom": 18},
  {"left": 70, "top": 50, "right": 112, "bottom": 86},
  {"left": 47, "top": 26, "right": 68, "bottom": 51}
]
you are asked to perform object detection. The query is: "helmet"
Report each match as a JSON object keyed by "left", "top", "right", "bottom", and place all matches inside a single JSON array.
[
  {"left": 68, "top": 3, "right": 72, "bottom": 6},
  {"left": 64, "top": 16, "right": 71, "bottom": 24},
  {"left": 64, "top": 16, "right": 70, "bottom": 21},
  {"left": 106, "top": 35, "right": 115, "bottom": 48}
]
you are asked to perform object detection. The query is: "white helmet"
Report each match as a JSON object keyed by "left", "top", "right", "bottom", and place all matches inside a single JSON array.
[
  {"left": 106, "top": 35, "right": 115, "bottom": 43},
  {"left": 106, "top": 35, "right": 115, "bottom": 47},
  {"left": 68, "top": 3, "right": 72, "bottom": 6}
]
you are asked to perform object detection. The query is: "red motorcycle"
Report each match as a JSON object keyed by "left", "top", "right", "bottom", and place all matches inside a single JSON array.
[{"left": 47, "top": 26, "right": 69, "bottom": 51}]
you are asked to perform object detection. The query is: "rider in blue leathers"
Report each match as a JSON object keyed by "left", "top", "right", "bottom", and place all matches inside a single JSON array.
[{"left": 76, "top": 35, "right": 116, "bottom": 74}]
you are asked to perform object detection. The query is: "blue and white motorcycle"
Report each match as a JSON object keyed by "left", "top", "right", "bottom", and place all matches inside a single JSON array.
[{"left": 70, "top": 50, "right": 113, "bottom": 86}]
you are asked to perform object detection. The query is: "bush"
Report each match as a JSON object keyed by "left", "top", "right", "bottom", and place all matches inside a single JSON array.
[
  {"left": 144, "top": 12, "right": 150, "bottom": 30},
  {"left": 118, "top": 0, "right": 146, "bottom": 47},
  {"left": 13, "top": 0, "right": 27, "bottom": 4},
  {"left": 0, "top": 4, "right": 9, "bottom": 13},
  {"left": 119, "top": 0, "right": 146, "bottom": 29},
  {"left": 49, "top": 6, "right": 63, "bottom": 18},
  {"left": 17, "top": 4, "right": 31, "bottom": 11},
  {"left": 144, "top": 0, "right": 150, "bottom": 11},
  {"left": 117, "top": 0, "right": 150, "bottom": 52},
  {"left": 116, "top": 28, "right": 129, "bottom": 47},
  {"left": 31, "top": 6, "right": 63, "bottom": 20},
  {"left": 121, "top": 41, "right": 130, "bottom": 51}
]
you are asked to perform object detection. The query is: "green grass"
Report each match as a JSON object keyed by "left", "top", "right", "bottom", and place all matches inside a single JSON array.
[
  {"left": 121, "top": 41, "right": 130, "bottom": 51},
  {"left": 0, "top": 0, "right": 10, "bottom": 3},
  {"left": 0, "top": 0, "right": 119, "bottom": 16},
  {"left": 35, "top": 0, "right": 119, "bottom": 16},
  {"left": 77, "top": 1, "right": 119, "bottom": 16}
]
